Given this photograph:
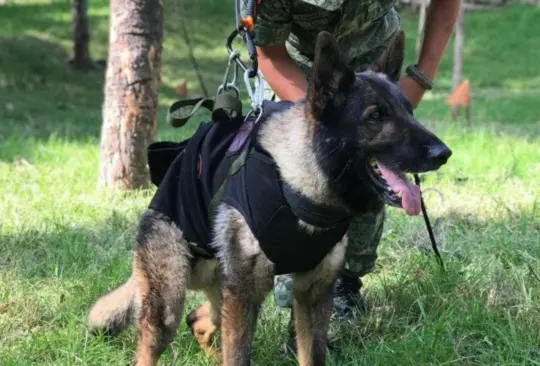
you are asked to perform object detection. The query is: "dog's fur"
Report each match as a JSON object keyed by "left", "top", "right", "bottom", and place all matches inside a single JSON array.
[{"left": 88, "top": 30, "right": 451, "bottom": 366}]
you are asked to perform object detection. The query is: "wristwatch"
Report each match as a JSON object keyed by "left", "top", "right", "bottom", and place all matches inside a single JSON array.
[{"left": 405, "top": 64, "right": 433, "bottom": 91}]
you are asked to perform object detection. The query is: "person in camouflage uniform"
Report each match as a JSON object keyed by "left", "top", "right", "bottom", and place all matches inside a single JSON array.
[{"left": 240, "top": 0, "right": 461, "bottom": 327}]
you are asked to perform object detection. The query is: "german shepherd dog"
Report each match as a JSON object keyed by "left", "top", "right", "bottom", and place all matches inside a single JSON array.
[{"left": 88, "top": 30, "right": 452, "bottom": 366}]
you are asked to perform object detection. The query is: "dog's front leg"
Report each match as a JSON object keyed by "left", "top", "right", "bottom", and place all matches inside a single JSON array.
[
  {"left": 220, "top": 258, "right": 273, "bottom": 366},
  {"left": 292, "top": 238, "right": 347, "bottom": 366},
  {"left": 220, "top": 284, "right": 262, "bottom": 366},
  {"left": 214, "top": 207, "right": 274, "bottom": 366},
  {"left": 292, "top": 286, "right": 333, "bottom": 366}
]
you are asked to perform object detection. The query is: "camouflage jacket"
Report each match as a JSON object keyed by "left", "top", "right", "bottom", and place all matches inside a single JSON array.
[{"left": 240, "top": 0, "right": 400, "bottom": 74}]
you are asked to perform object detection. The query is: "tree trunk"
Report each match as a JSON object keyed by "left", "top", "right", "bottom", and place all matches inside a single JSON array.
[
  {"left": 415, "top": 0, "right": 428, "bottom": 59},
  {"left": 98, "top": 0, "right": 163, "bottom": 190},
  {"left": 452, "top": 0, "right": 465, "bottom": 91},
  {"left": 69, "top": 0, "right": 93, "bottom": 70}
]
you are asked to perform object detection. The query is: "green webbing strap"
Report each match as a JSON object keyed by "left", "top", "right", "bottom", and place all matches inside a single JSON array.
[
  {"left": 208, "top": 145, "right": 249, "bottom": 222},
  {"left": 212, "top": 92, "right": 243, "bottom": 121},
  {"left": 167, "top": 90, "right": 243, "bottom": 127},
  {"left": 167, "top": 97, "right": 214, "bottom": 127}
]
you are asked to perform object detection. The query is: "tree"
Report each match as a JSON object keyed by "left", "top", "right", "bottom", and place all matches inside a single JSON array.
[
  {"left": 452, "top": 0, "right": 465, "bottom": 92},
  {"left": 69, "top": 0, "right": 93, "bottom": 70},
  {"left": 415, "top": 0, "right": 429, "bottom": 59},
  {"left": 446, "top": 0, "right": 471, "bottom": 126},
  {"left": 98, "top": 0, "right": 163, "bottom": 190}
]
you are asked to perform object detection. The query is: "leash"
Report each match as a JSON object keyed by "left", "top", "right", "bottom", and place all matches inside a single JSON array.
[{"left": 414, "top": 174, "right": 445, "bottom": 271}]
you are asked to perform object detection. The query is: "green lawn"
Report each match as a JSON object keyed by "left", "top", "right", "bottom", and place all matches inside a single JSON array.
[{"left": 1, "top": 1, "right": 539, "bottom": 365}]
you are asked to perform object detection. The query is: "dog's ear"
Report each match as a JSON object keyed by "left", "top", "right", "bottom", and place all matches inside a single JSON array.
[
  {"left": 371, "top": 30, "right": 405, "bottom": 82},
  {"left": 308, "top": 31, "right": 354, "bottom": 120}
]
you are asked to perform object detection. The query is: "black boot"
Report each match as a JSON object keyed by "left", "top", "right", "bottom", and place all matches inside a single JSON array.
[{"left": 332, "top": 274, "right": 366, "bottom": 318}]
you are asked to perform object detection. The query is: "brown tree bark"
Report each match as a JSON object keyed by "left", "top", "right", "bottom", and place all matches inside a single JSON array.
[
  {"left": 450, "top": 2, "right": 471, "bottom": 126},
  {"left": 415, "top": 0, "right": 428, "bottom": 60},
  {"left": 98, "top": 0, "right": 163, "bottom": 190},
  {"left": 452, "top": 0, "right": 465, "bottom": 92},
  {"left": 69, "top": 0, "right": 93, "bottom": 70}
]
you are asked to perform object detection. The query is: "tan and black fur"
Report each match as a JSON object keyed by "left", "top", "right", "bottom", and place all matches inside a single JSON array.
[{"left": 88, "top": 30, "right": 451, "bottom": 366}]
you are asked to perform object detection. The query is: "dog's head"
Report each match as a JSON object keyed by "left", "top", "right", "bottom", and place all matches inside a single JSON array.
[{"left": 306, "top": 30, "right": 452, "bottom": 215}]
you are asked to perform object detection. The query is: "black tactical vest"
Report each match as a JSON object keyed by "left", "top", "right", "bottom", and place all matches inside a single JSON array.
[{"left": 147, "top": 101, "right": 350, "bottom": 275}]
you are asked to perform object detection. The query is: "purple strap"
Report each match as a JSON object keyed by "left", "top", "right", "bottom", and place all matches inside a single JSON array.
[{"left": 228, "top": 119, "right": 254, "bottom": 153}]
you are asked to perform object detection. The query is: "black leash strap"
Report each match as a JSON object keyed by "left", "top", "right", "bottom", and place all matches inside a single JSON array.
[{"left": 414, "top": 174, "right": 445, "bottom": 271}]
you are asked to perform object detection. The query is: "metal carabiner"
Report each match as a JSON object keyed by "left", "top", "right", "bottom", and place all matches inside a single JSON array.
[
  {"left": 243, "top": 68, "right": 265, "bottom": 112},
  {"left": 217, "top": 50, "right": 240, "bottom": 95}
]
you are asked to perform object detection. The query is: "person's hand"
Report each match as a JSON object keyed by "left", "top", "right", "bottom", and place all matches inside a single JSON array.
[{"left": 397, "top": 76, "right": 426, "bottom": 110}]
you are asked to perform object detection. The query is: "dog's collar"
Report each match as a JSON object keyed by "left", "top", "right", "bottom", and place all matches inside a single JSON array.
[
  {"left": 251, "top": 140, "right": 351, "bottom": 229},
  {"left": 281, "top": 183, "right": 351, "bottom": 229}
]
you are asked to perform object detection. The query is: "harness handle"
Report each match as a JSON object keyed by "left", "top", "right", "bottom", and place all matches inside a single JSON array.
[{"left": 167, "top": 91, "right": 242, "bottom": 128}]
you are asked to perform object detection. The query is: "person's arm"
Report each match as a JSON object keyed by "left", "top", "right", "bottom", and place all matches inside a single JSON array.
[
  {"left": 243, "top": 0, "right": 308, "bottom": 101},
  {"left": 257, "top": 44, "right": 308, "bottom": 101},
  {"left": 398, "top": 0, "right": 462, "bottom": 108}
]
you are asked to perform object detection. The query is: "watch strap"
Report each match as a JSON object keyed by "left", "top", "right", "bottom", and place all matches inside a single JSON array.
[{"left": 405, "top": 64, "right": 433, "bottom": 91}]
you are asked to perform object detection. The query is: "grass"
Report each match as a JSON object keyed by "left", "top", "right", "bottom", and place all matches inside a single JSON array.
[{"left": 1, "top": 0, "right": 539, "bottom": 364}]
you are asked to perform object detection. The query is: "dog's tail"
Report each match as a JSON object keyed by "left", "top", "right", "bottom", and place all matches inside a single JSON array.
[{"left": 88, "top": 275, "right": 136, "bottom": 335}]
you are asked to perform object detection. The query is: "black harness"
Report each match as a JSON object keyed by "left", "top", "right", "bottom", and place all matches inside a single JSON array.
[{"left": 147, "top": 100, "right": 351, "bottom": 275}]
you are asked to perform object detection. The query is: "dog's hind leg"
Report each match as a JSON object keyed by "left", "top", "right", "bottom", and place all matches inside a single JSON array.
[
  {"left": 186, "top": 261, "right": 222, "bottom": 361},
  {"left": 131, "top": 210, "right": 192, "bottom": 366},
  {"left": 214, "top": 207, "right": 274, "bottom": 366},
  {"left": 292, "top": 238, "right": 347, "bottom": 366},
  {"left": 186, "top": 300, "right": 220, "bottom": 360}
]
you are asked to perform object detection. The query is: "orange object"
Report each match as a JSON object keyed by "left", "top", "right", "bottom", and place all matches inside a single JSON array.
[
  {"left": 242, "top": 16, "right": 254, "bottom": 31},
  {"left": 175, "top": 80, "right": 189, "bottom": 98},
  {"left": 446, "top": 80, "right": 470, "bottom": 107}
]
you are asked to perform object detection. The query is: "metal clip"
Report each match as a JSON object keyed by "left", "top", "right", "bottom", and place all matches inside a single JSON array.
[
  {"left": 243, "top": 68, "right": 265, "bottom": 113},
  {"left": 217, "top": 50, "right": 241, "bottom": 98}
]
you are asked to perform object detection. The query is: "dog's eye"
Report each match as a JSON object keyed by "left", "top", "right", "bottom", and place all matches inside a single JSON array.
[{"left": 362, "top": 105, "right": 382, "bottom": 124}]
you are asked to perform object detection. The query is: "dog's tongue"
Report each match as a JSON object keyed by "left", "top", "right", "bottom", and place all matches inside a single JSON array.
[{"left": 376, "top": 161, "right": 422, "bottom": 216}]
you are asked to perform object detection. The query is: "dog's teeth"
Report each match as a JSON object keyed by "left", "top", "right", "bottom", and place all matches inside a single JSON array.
[{"left": 396, "top": 191, "right": 402, "bottom": 198}]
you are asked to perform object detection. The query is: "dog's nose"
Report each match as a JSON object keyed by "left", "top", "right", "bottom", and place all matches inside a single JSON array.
[{"left": 427, "top": 144, "right": 452, "bottom": 165}]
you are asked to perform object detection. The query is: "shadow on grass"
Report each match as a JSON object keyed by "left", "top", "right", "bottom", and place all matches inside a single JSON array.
[
  {"left": 0, "top": 35, "right": 106, "bottom": 143},
  {"left": 320, "top": 207, "right": 540, "bottom": 363},
  {"left": 0, "top": 209, "right": 138, "bottom": 281},
  {"left": 0, "top": 31, "right": 234, "bottom": 163},
  {"left": 1, "top": 203, "right": 539, "bottom": 363}
]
